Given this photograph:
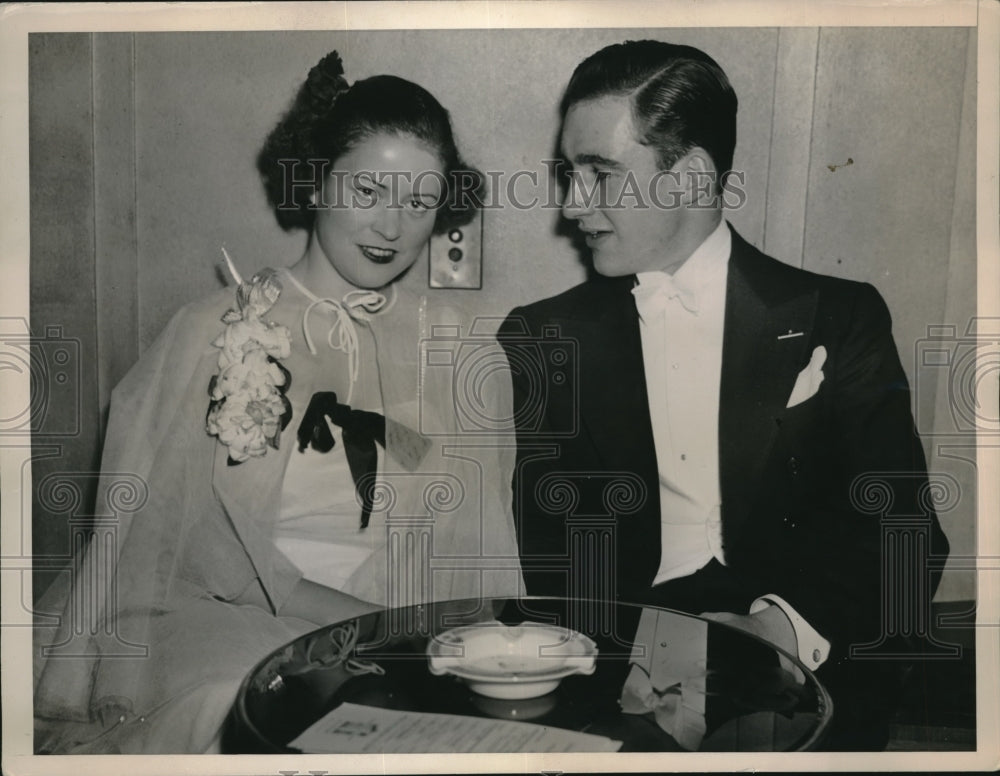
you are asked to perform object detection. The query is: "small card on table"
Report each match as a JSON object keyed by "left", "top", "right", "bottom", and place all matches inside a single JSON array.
[{"left": 289, "top": 702, "right": 622, "bottom": 753}]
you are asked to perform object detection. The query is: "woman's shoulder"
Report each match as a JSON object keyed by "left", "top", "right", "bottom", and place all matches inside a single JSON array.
[
  {"left": 121, "top": 285, "right": 240, "bottom": 386},
  {"left": 154, "top": 280, "right": 279, "bottom": 355},
  {"left": 163, "top": 266, "right": 311, "bottom": 349},
  {"left": 168, "top": 284, "right": 242, "bottom": 330}
]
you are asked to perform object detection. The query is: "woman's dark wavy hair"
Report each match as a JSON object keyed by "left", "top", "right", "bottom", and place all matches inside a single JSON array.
[
  {"left": 258, "top": 51, "right": 484, "bottom": 233},
  {"left": 561, "top": 40, "right": 737, "bottom": 188}
]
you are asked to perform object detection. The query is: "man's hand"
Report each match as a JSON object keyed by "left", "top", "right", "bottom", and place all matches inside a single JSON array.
[{"left": 700, "top": 604, "right": 797, "bottom": 657}]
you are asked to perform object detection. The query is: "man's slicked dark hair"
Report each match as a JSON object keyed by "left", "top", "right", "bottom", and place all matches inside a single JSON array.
[{"left": 561, "top": 40, "right": 737, "bottom": 183}]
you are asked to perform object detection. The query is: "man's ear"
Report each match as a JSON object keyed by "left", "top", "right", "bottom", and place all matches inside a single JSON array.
[{"left": 676, "top": 147, "right": 718, "bottom": 207}]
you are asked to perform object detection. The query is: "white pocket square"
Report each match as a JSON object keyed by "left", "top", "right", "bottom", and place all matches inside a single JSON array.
[{"left": 786, "top": 345, "right": 827, "bottom": 408}]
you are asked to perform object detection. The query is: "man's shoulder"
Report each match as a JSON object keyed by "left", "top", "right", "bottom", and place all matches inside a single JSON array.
[{"left": 731, "top": 229, "right": 878, "bottom": 304}]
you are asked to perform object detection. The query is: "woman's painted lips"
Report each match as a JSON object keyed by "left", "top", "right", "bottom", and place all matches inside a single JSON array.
[{"left": 359, "top": 245, "right": 396, "bottom": 264}]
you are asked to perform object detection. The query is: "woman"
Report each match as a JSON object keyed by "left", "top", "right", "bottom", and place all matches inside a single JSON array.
[{"left": 33, "top": 51, "right": 521, "bottom": 754}]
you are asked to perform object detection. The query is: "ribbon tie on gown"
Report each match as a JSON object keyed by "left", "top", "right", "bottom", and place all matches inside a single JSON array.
[
  {"left": 297, "top": 290, "right": 391, "bottom": 529},
  {"left": 296, "top": 391, "right": 386, "bottom": 530},
  {"left": 301, "top": 288, "right": 391, "bottom": 406}
]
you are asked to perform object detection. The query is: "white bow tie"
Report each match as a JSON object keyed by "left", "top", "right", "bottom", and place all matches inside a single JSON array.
[{"left": 631, "top": 272, "right": 699, "bottom": 317}]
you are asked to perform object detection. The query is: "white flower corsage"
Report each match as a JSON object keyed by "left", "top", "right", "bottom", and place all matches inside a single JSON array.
[{"left": 206, "top": 267, "right": 293, "bottom": 464}]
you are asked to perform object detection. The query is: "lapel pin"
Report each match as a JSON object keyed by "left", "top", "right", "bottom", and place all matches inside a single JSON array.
[{"left": 777, "top": 330, "right": 805, "bottom": 340}]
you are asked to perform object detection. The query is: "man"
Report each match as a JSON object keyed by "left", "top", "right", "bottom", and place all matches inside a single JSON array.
[{"left": 498, "top": 40, "right": 949, "bottom": 749}]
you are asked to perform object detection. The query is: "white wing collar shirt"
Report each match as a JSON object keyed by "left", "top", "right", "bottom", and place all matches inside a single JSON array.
[{"left": 631, "top": 219, "right": 830, "bottom": 670}]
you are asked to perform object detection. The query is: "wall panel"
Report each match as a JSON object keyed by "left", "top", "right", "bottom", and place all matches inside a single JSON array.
[
  {"left": 930, "top": 29, "right": 978, "bottom": 602},
  {"left": 93, "top": 33, "right": 139, "bottom": 412},
  {"left": 28, "top": 33, "right": 102, "bottom": 590},
  {"left": 804, "top": 27, "right": 969, "bottom": 390}
]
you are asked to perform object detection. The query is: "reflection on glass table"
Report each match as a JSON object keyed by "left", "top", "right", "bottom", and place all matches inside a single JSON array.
[{"left": 228, "top": 596, "right": 831, "bottom": 753}]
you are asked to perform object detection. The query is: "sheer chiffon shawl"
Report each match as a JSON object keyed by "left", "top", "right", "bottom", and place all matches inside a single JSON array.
[
  {"left": 32, "top": 275, "right": 523, "bottom": 746},
  {"left": 347, "top": 285, "right": 524, "bottom": 606}
]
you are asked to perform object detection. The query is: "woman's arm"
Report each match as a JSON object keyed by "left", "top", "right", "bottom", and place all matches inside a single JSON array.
[{"left": 278, "top": 578, "right": 380, "bottom": 626}]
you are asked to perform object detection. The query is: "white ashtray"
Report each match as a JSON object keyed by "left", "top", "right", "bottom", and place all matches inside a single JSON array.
[{"left": 427, "top": 621, "right": 598, "bottom": 699}]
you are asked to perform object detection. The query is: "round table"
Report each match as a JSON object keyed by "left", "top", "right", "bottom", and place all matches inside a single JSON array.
[{"left": 228, "top": 596, "right": 831, "bottom": 753}]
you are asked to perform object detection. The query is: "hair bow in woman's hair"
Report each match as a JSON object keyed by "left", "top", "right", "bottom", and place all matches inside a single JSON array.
[{"left": 297, "top": 391, "right": 387, "bottom": 529}]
